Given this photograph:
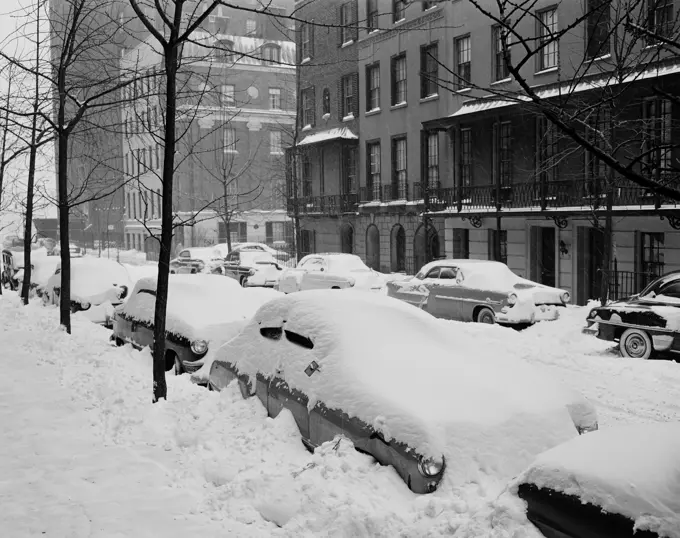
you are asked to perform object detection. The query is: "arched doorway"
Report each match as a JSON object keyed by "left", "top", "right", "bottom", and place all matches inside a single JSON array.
[
  {"left": 340, "top": 223, "right": 354, "bottom": 254},
  {"left": 390, "top": 224, "right": 406, "bottom": 272},
  {"left": 366, "top": 224, "right": 380, "bottom": 270},
  {"left": 413, "top": 223, "right": 440, "bottom": 273}
]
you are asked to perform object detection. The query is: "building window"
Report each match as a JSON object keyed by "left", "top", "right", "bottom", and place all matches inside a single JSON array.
[
  {"left": 366, "top": 63, "right": 380, "bottom": 111},
  {"left": 420, "top": 43, "right": 438, "bottom": 98},
  {"left": 391, "top": 136, "right": 407, "bottom": 199},
  {"left": 269, "top": 87, "right": 281, "bottom": 110},
  {"left": 425, "top": 132, "right": 439, "bottom": 189},
  {"left": 367, "top": 0, "right": 379, "bottom": 31},
  {"left": 537, "top": 116, "right": 558, "bottom": 184},
  {"left": 340, "top": 2, "right": 355, "bottom": 44},
  {"left": 270, "top": 131, "right": 282, "bottom": 155},
  {"left": 367, "top": 141, "right": 381, "bottom": 200},
  {"left": 301, "top": 22, "right": 312, "bottom": 60},
  {"left": 423, "top": 1, "right": 436, "bottom": 10},
  {"left": 300, "top": 154, "right": 312, "bottom": 197},
  {"left": 322, "top": 88, "right": 331, "bottom": 115},
  {"left": 454, "top": 35, "right": 471, "bottom": 89},
  {"left": 493, "top": 25, "right": 510, "bottom": 81},
  {"left": 341, "top": 74, "right": 354, "bottom": 118},
  {"left": 643, "top": 98, "right": 672, "bottom": 180},
  {"left": 224, "top": 127, "right": 236, "bottom": 153},
  {"left": 488, "top": 229, "right": 508, "bottom": 264},
  {"left": 460, "top": 128, "right": 472, "bottom": 189},
  {"left": 640, "top": 232, "right": 664, "bottom": 283},
  {"left": 647, "top": 0, "right": 674, "bottom": 41},
  {"left": 217, "top": 39, "right": 234, "bottom": 62},
  {"left": 584, "top": 108, "right": 611, "bottom": 196},
  {"left": 262, "top": 44, "right": 280, "bottom": 65},
  {"left": 538, "top": 8, "right": 558, "bottom": 70},
  {"left": 221, "top": 84, "right": 235, "bottom": 106},
  {"left": 246, "top": 19, "right": 257, "bottom": 35},
  {"left": 493, "top": 122, "right": 513, "bottom": 186},
  {"left": 391, "top": 53, "right": 407, "bottom": 105},
  {"left": 586, "top": 0, "right": 610, "bottom": 58},
  {"left": 342, "top": 146, "right": 358, "bottom": 194},
  {"left": 393, "top": 0, "right": 406, "bottom": 23},
  {"left": 301, "top": 88, "right": 314, "bottom": 127},
  {"left": 150, "top": 190, "right": 155, "bottom": 218}
]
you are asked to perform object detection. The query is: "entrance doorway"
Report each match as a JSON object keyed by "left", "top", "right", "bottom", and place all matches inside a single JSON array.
[
  {"left": 576, "top": 226, "right": 605, "bottom": 305},
  {"left": 530, "top": 226, "right": 556, "bottom": 287}
]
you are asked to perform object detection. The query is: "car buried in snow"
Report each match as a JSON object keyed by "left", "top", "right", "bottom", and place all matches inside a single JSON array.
[
  {"left": 276, "top": 253, "right": 385, "bottom": 293},
  {"left": 43, "top": 257, "right": 132, "bottom": 327},
  {"left": 222, "top": 249, "right": 283, "bottom": 288},
  {"left": 112, "top": 274, "right": 281, "bottom": 375},
  {"left": 515, "top": 422, "right": 680, "bottom": 538},
  {"left": 205, "top": 290, "right": 598, "bottom": 495},
  {"left": 387, "top": 259, "right": 570, "bottom": 326},
  {"left": 583, "top": 271, "right": 680, "bottom": 360},
  {"left": 169, "top": 247, "right": 225, "bottom": 275}
]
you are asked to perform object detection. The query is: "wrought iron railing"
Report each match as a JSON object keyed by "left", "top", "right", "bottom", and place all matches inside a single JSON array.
[{"left": 288, "top": 193, "right": 358, "bottom": 216}]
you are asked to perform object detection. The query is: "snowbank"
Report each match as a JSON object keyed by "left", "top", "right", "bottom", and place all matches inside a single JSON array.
[
  {"left": 214, "top": 290, "right": 581, "bottom": 483},
  {"left": 514, "top": 423, "right": 680, "bottom": 538}
]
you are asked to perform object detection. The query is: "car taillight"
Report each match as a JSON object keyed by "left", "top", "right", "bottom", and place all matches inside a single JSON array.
[{"left": 561, "top": 291, "right": 571, "bottom": 303}]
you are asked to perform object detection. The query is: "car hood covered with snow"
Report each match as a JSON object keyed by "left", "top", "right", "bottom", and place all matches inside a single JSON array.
[
  {"left": 47, "top": 258, "right": 132, "bottom": 305},
  {"left": 212, "top": 289, "right": 583, "bottom": 486},
  {"left": 514, "top": 422, "right": 680, "bottom": 538}
]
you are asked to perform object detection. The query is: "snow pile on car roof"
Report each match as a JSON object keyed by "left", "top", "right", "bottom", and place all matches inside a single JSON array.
[
  {"left": 119, "top": 274, "right": 280, "bottom": 342},
  {"left": 515, "top": 422, "right": 680, "bottom": 538},
  {"left": 216, "top": 289, "right": 580, "bottom": 487}
]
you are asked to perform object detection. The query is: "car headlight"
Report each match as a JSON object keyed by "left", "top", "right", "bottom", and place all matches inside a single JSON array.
[
  {"left": 347, "top": 276, "right": 356, "bottom": 287},
  {"left": 417, "top": 455, "right": 444, "bottom": 477},
  {"left": 81, "top": 301, "right": 91, "bottom": 310},
  {"left": 249, "top": 268, "right": 256, "bottom": 276},
  {"left": 190, "top": 339, "right": 208, "bottom": 355},
  {"left": 561, "top": 291, "right": 571, "bottom": 303},
  {"left": 507, "top": 293, "right": 518, "bottom": 305}
]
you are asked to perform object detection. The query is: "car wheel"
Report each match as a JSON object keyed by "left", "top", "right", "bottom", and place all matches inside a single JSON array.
[
  {"left": 619, "top": 328, "right": 653, "bottom": 360},
  {"left": 114, "top": 337, "right": 125, "bottom": 347},
  {"left": 174, "top": 356, "right": 183, "bottom": 375},
  {"left": 331, "top": 286, "right": 341, "bottom": 290},
  {"left": 476, "top": 307, "right": 495, "bottom": 324}
]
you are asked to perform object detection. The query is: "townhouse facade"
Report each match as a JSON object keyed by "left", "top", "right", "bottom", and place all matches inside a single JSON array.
[
  {"left": 290, "top": 0, "right": 680, "bottom": 304},
  {"left": 121, "top": 2, "right": 297, "bottom": 255}
]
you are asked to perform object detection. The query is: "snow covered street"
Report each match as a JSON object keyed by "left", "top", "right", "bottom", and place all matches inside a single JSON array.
[{"left": 1, "top": 293, "right": 679, "bottom": 537}]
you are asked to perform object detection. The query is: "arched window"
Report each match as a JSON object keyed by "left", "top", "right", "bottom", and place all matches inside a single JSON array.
[
  {"left": 322, "top": 88, "right": 331, "bottom": 115},
  {"left": 262, "top": 44, "right": 281, "bottom": 65},
  {"left": 390, "top": 224, "right": 406, "bottom": 273},
  {"left": 414, "top": 223, "right": 440, "bottom": 274},
  {"left": 366, "top": 224, "right": 380, "bottom": 271},
  {"left": 340, "top": 223, "right": 354, "bottom": 254}
]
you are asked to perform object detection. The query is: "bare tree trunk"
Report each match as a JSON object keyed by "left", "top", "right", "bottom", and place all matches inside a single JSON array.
[
  {"left": 0, "top": 74, "right": 11, "bottom": 296},
  {"left": 57, "top": 130, "right": 71, "bottom": 332}
]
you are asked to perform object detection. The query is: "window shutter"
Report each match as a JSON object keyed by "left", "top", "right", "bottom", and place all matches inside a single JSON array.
[
  {"left": 265, "top": 222, "right": 273, "bottom": 243},
  {"left": 352, "top": 72, "right": 359, "bottom": 117},
  {"left": 310, "top": 87, "right": 316, "bottom": 126},
  {"left": 391, "top": 139, "right": 396, "bottom": 187},
  {"left": 390, "top": 59, "right": 396, "bottom": 105},
  {"left": 310, "top": 20, "right": 315, "bottom": 57},
  {"left": 420, "top": 48, "right": 426, "bottom": 98},
  {"left": 337, "top": 78, "right": 343, "bottom": 118},
  {"left": 351, "top": 0, "right": 359, "bottom": 42}
]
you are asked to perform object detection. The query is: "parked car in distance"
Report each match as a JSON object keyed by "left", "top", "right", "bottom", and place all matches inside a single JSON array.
[
  {"left": 223, "top": 249, "right": 282, "bottom": 288},
  {"left": 515, "top": 422, "right": 680, "bottom": 538},
  {"left": 112, "top": 274, "right": 280, "bottom": 375},
  {"left": 53, "top": 242, "right": 84, "bottom": 257},
  {"left": 387, "top": 259, "right": 570, "bottom": 326},
  {"left": 276, "top": 253, "right": 385, "bottom": 294},
  {"left": 583, "top": 271, "right": 680, "bottom": 360},
  {"left": 218, "top": 242, "right": 291, "bottom": 264},
  {"left": 207, "top": 290, "right": 597, "bottom": 495},
  {"left": 170, "top": 247, "right": 224, "bottom": 274},
  {"left": 43, "top": 257, "right": 132, "bottom": 327}
]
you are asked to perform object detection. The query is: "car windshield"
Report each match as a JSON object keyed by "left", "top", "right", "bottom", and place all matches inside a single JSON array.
[
  {"left": 327, "top": 256, "right": 369, "bottom": 273},
  {"left": 639, "top": 274, "right": 680, "bottom": 300}
]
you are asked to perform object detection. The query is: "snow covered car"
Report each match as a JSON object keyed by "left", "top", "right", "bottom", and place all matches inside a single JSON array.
[
  {"left": 218, "top": 242, "right": 291, "bottom": 264},
  {"left": 223, "top": 249, "right": 282, "bottom": 288},
  {"left": 515, "top": 422, "right": 680, "bottom": 538},
  {"left": 276, "top": 253, "right": 385, "bottom": 294},
  {"left": 53, "top": 243, "right": 84, "bottom": 257},
  {"left": 1, "top": 249, "right": 18, "bottom": 290},
  {"left": 169, "top": 247, "right": 225, "bottom": 274},
  {"left": 15, "top": 254, "right": 61, "bottom": 297},
  {"left": 43, "top": 258, "right": 132, "bottom": 326},
  {"left": 207, "top": 290, "right": 598, "bottom": 495},
  {"left": 112, "top": 275, "right": 281, "bottom": 375},
  {"left": 387, "top": 259, "right": 570, "bottom": 326},
  {"left": 583, "top": 271, "right": 680, "bottom": 360}
]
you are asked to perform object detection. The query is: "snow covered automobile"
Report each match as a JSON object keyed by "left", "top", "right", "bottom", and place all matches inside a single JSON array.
[
  {"left": 583, "top": 271, "right": 680, "bottom": 360},
  {"left": 515, "top": 422, "right": 680, "bottom": 538},
  {"left": 43, "top": 257, "right": 132, "bottom": 326},
  {"left": 112, "top": 275, "right": 281, "bottom": 375},
  {"left": 169, "top": 247, "right": 225, "bottom": 275},
  {"left": 1, "top": 249, "right": 18, "bottom": 290},
  {"left": 207, "top": 290, "right": 598, "bottom": 494},
  {"left": 387, "top": 259, "right": 570, "bottom": 326},
  {"left": 218, "top": 242, "right": 291, "bottom": 264},
  {"left": 223, "top": 249, "right": 282, "bottom": 288},
  {"left": 15, "top": 254, "right": 60, "bottom": 298},
  {"left": 53, "top": 243, "right": 84, "bottom": 257},
  {"left": 276, "top": 253, "right": 384, "bottom": 294}
]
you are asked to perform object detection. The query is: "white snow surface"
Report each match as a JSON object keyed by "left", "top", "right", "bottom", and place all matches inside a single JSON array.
[
  {"left": 3, "top": 292, "right": 680, "bottom": 537},
  {"left": 212, "top": 291, "right": 582, "bottom": 478},
  {"left": 514, "top": 423, "right": 680, "bottom": 538}
]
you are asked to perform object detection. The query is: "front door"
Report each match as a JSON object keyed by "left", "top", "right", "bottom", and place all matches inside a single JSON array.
[
  {"left": 530, "top": 227, "right": 556, "bottom": 287},
  {"left": 576, "top": 226, "right": 605, "bottom": 305}
]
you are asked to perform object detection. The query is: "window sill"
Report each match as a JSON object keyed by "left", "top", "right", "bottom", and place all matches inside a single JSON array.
[
  {"left": 223, "top": 150, "right": 238, "bottom": 154},
  {"left": 393, "top": 18, "right": 406, "bottom": 26},
  {"left": 342, "top": 113, "right": 355, "bottom": 122},
  {"left": 534, "top": 66, "right": 558, "bottom": 76},
  {"left": 368, "top": 29, "right": 381, "bottom": 35},
  {"left": 455, "top": 87, "right": 472, "bottom": 94},
  {"left": 420, "top": 94, "right": 439, "bottom": 103},
  {"left": 301, "top": 125, "right": 312, "bottom": 131},
  {"left": 341, "top": 40, "right": 354, "bottom": 49},
  {"left": 424, "top": 5, "right": 438, "bottom": 11},
  {"left": 301, "top": 57, "right": 311, "bottom": 65},
  {"left": 490, "top": 77, "right": 512, "bottom": 86},
  {"left": 365, "top": 107, "right": 381, "bottom": 117},
  {"left": 322, "top": 112, "right": 331, "bottom": 121},
  {"left": 390, "top": 102, "right": 407, "bottom": 110},
  {"left": 588, "top": 53, "right": 611, "bottom": 62}
]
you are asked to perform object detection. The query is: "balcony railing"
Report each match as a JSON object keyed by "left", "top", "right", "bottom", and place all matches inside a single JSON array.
[{"left": 287, "top": 193, "right": 358, "bottom": 216}]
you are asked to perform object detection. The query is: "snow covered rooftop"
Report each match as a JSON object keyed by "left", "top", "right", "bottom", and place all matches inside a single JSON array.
[{"left": 296, "top": 127, "right": 358, "bottom": 146}]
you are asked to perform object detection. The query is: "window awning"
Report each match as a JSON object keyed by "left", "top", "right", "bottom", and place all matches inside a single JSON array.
[
  {"left": 449, "top": 96, "right": 530, "bottom": 118},
  {"left": 296, "top": 127, "right": 358, "bottom": 146}
]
